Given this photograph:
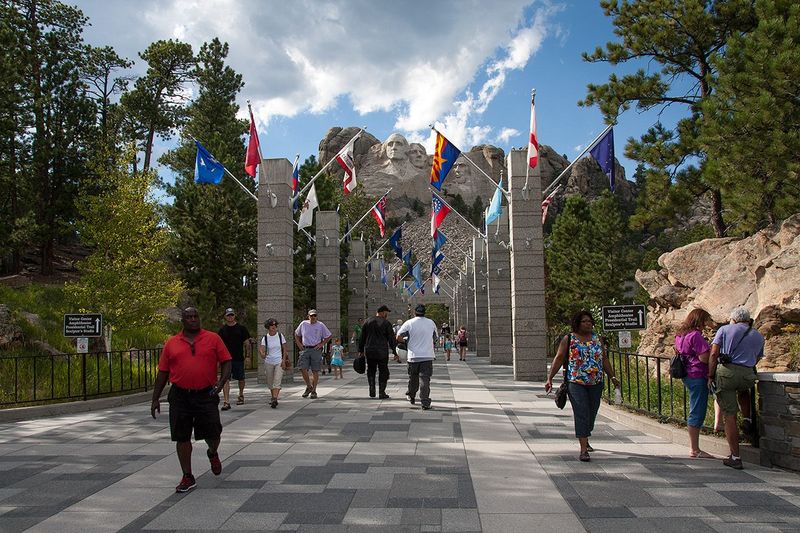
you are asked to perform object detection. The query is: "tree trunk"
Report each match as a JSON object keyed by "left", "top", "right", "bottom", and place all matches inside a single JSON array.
[
  {"left": 143, "top": 126, "right": 155, "bottom": 172},
  {"left": 710, "top": 189, "right": 726, "bottom": 237}
]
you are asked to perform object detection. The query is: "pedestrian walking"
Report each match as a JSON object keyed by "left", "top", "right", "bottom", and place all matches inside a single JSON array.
[
  {"left": 330, "top": 337, "right": 345, "bottom": 379},
  {"left": 396, "top": 304, "right": 438, "bottom": 410},
  {"left": 293, "top": 309, "right": 332, "bottom": 399},
  {"left": 217, "top": 308, "right": 253, "bottom": 410},
  {"left": 358, "top": 305, "right": 397, "bottom": 399},
  {"left": 456, "top": 326, "right": 468, "bottom": 361},
  {"left": 708, "top": 307, "right": 764, "bottom": 469},
  {"left": 444, "top": 335, "right": 453, "bottom": 361},
  {"left": 150, "top": 307, "right": 232, "bottom": 493},
  {"left": 259, "top": 318, "right": 290, "bottom": 408},
  {"left": 544, "top": 310, "right": 620, "bottom": 462},
  {"left": 674, "top": 308, "right": 714, "bottom": 458}
]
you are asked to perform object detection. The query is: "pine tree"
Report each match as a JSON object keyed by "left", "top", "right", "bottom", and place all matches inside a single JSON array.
[
  {"left": 161, "top": 38, "right": 254, "bottom": 318},
  {"left": 702, "top": 0, "right": 800, "bottom": 234},
  {"left": 580, "top": 0, "right": 758, "bottom": 237},
  {"left": 66, "top": 146, "right": 183, "bottom": 348}
]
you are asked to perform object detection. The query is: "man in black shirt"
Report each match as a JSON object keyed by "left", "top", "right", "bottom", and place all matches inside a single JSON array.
[
  {"left": 358, "top": 305, "right": 397, "bottom": 399},
  {"left": 217, "top": 308, "right": 253, "bottom": 410}
]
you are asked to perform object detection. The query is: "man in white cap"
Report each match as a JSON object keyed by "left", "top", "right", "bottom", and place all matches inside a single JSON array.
[
  {"left": 294, "top": 309, "right": 332, "bottom": 399},
  {"left": 396, "top": 304, "right": 438, "bottom": 410}
]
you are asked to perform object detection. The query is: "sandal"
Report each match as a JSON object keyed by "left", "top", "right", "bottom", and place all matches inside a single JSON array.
[
  {"left": 236, "top": 396, "right": 244, "bottom": 405},
  {"left": 579, "top": 451, "right": 591, "bottom": 462},
  {"left": 689, "top": 451, "right": 714, "bottom": 459},
  {"left": 221, "top": 402, "right": 231, "bottom": 411},
  {"left": 586, "top": 444, "right": 594, "bottom": 453}
]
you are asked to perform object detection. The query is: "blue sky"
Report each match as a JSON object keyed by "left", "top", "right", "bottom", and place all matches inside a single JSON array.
[{"left": 74, "top": 0, "right": 688, "bottom": 185}]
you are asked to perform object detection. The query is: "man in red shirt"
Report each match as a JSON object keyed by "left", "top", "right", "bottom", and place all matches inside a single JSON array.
[{"left": 151, "top": 307, "right": 232, "bottom": 493}]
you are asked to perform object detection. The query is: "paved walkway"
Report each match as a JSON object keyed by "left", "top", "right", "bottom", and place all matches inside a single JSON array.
[{"left": 0, "top": 356, "right": 798, "bottom": 532}]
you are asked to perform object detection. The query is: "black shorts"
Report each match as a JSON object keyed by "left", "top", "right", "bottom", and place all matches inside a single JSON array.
[
  {"left": 168, "top": 385, "right": 222, "bottom": 442},
  {"left": 458, "top": 341, "right": 468, "bottom": 347},
  {"left": 231, "top": 360, "right": 245, "bottom": 381}
]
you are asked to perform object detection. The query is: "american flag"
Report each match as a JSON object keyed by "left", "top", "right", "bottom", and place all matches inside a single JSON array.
[{"left": 431, "top": 193, "right": 451, "bottom": 237}]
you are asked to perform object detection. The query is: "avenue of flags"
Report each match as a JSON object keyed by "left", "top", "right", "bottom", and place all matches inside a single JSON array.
[{"left": 192, "top": 90, "right": 620, "bottom": 300}]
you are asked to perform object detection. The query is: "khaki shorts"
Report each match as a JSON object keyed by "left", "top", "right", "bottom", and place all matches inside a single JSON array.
[
  {"left": 262, "top": 362, "right": 283, "bottom": 390},
  {"left": 716, "top": 364, "right": 756, "bottom": 416}
]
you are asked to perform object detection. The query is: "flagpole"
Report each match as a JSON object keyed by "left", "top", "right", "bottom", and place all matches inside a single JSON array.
[
  {"left": 366, "top": 220, "right": 407, "bottom": 263},
  {"left": 430, "top": 125, "right": 509, "bottom": 196},
  {"left": 522, "top": 89, "right": 535, "bottom": 198},
  {"left": 295, "top": 129, "right": 365, "bottom": 200},
  {"left": 431, "top": 189, "right": 486, "bottom": 239},
  {"left": 442, "top": 253, "right": 467, "bottom": 274},
  {"left": 339, "top": 188, "right": 392, "bottom": 244},
  {"left": 543, "top": 123, "right": 613, "bottom": 197},
  {"left": 294, "top": 218, "right": 314, "bottom": 241}
]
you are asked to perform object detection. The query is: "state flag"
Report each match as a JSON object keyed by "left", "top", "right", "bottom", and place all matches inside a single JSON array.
[
  {"left": 589, "top": 128, "right": 615, "bottom": 192},
  {"left": 245, "top": 111, "right": 261, "bottom": 177},
  {"left": 337, "top": 138, "right": 357, "bottom": 194},
  {"left": 371, "top": 196, "right": 387, "bottom": 237},
  {"left": 195, "top": 141, "right": 225, "bottom": 185},
  {"left": 431, "top": 193, "right": 451, "bottom": 236},
  {"left": 298, "top": 183, "right": 318, "bottom": 229},
  {"left": 429, "top": 131, "right": 461, "bottom": 190},
  {"left": 528, "top": 95, "right": 539, "bottom": 170}
]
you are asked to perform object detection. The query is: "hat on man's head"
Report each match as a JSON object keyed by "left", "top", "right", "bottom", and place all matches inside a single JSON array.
[
  {"left": 224, "top": 308, "right": 235, "bottom": 316},
  {"left": 377, "top": 305, "right": 391, "bottom": 313},
  {"left": 414, "top": 304, "right": 426, "bottom": 316},
  {"left": 308, "top": 309, "right": 318, "bottom": 316}
]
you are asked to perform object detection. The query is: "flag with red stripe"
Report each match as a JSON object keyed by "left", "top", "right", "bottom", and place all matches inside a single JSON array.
[
  {"left": 528, "top": 94, "right": 539, "bottom": 170},
  {"left": 336, "top": 138, "right": 357, "bottom": 194},
  {"left": 245, "top": 110, "right": 261, "bottom": 177},
  {"left": 371, "top": 196, "right": 387, "bottom": 237}
]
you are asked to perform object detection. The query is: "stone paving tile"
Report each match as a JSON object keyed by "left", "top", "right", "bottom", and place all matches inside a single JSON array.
[{"left": 219, "top": 511, "right": 287, "bottom": 530}]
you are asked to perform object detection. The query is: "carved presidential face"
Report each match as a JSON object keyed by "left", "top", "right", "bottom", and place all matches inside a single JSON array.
[
  {"left": 407, "top": 143, "right": 427, "bottom": 168},
  {"left": 384, "top": 133, "right": 409, "bottom": 161},
  {"left": 452, "top": 159, "right": 471, "bottom": 183}
]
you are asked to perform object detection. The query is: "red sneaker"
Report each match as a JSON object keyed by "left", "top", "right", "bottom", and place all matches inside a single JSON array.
[
  {"left": 176, "top": 473, "right": 196, "bottom": 493},
  {"left": 207, "top": 449, "right": 222, "bottom": 475}
]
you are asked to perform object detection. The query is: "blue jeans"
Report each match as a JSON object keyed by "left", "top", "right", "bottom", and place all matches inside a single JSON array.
[
  {"left": 567, "top": 382, "right": 603, "bottom": 438},
  {"left": 683, "top": 377, "right": 709, "bottom": 428}
]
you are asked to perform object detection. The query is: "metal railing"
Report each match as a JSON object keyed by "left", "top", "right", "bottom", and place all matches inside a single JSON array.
[
  {"left": 604, "top": 348, "right": 759, "bottom": 446},
  {"left": 1, "top": 343, "right": 262, "bottom": 409}
]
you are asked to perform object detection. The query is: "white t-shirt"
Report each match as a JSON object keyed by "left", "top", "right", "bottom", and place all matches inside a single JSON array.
[
  {"left": 396, "top": 316, "right": 438, "bottom": 362},
  {"left": 261, "top": 332, "right": 286, "bottom": 365}
]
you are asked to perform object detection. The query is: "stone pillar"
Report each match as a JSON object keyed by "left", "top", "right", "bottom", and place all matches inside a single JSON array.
[
  {"left": 757, "top": 372, "right": 800, "bottom": 472},
  {"left": 258, "top": 159, "right": 293, "bottom": 384},
  {"left": 472, "top": 236, "right": 489, "bottom": 357},
  {"left": 465, "top": 257, "right": 476, "bottom": 351},
  {"left": 507, "top": 149, "right": 547, "bottom": 381},
  {"left": 487, "top": 211, "right": 512, "bottom": 365},
  {"left": 366, "top": 259, "right": 380, "bottom": 313},
  {"left": 315, "top": 211, "right": 340, "bottom": 343},
  {"left": 347, "top": 240, "right": 366, "bottom": 356}
]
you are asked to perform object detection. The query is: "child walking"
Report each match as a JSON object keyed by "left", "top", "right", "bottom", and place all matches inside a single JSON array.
[
  {"left": 444, "top": 335, "right": 453, "bottom": 361},
  {"left": 330, "top": 337, "right": 345, "bottom": 379}
]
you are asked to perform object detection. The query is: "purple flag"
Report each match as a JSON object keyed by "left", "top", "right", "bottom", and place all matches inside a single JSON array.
[{"left": 589, "top": 128, "right": 615, "bottom": 192}]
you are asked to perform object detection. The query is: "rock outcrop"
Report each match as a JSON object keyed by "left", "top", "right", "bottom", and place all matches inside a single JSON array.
[
  {"left": 0, "top": 304, "right": 23, "bottom": 349},
  {"left": 635, "top": 214, "right": 800, "bottom": 371}
]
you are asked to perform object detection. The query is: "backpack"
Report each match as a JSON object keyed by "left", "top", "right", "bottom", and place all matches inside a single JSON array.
[{"left": 457, "top": 330, "right": 467, "bottom": 343}]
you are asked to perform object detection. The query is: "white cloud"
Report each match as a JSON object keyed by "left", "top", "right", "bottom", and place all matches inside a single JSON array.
[
  {"left": 497, "top": 128, "right": 520, "bottom": 144},
  {"left": 76, "top": 0, "right": 557, "bottom": 146},
  {"left": 573, "top": 144, "right": 584, "bottom": 152}
]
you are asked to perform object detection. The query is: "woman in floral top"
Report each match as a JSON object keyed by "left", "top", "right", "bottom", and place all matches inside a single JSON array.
[{"left": 545, "top": 310, "right": 619, "bottom": 462}]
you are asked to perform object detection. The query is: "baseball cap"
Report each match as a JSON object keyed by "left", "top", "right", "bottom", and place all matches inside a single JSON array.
[
  {"left": 224, "top": 308, "right": 235, "bottom": 316},
  {"left": 377, "top": 305, "right": 391, "bottom": 313},
  {"left": 308, "top": 309, "right": 318, "bottom": 316},
  {"left": 414, "top": 304, "right": 426, "bottom": 316}
]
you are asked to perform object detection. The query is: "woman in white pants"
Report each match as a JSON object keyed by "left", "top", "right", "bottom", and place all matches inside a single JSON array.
[{"left": 259, "top": 318, "right": 290, "bottom": 408}]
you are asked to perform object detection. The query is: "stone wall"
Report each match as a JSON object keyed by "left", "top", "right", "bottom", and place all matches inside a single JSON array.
[{"left": 757, "top": 372, "right": 800, "bottom": 472}]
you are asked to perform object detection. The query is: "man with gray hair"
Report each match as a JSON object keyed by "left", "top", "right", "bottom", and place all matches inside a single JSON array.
[{"left": 708, "top": 306, "right": 764, "bottom": 469}]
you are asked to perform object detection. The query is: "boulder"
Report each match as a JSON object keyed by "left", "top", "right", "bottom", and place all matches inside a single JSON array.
[
  {"left": 636, "top": 214, "right": 800, "bottom": 370},
  {"left": 0, "top": 304, "right": 23, "bottom": 348}
]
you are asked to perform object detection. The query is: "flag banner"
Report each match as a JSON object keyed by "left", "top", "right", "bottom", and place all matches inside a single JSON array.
[
  {"left": 541, "top": 187, "right": 559, "bottom": 225},
  {"left": 485, "top": 178, "right": 504, "bottom": 226},
  {"left": 298, "top": 183, "right": 319, "bottom": 229},
  {"left": 380, "top": 258, "right": 387, "bottom": 286},
  {"left": 433, "top": 273, "right": 441, "bottom": 294},
  {"left": 367, "top": 261, "right": 372, "bottom": 272},
  {"left": 431, "top": 252, "right": 444, "bottom": 275},
  {"left": 389, "top": 227, "right": 403, "bottom": 259},
  {"left": 412, "top": 261, "right": 423, "bottom": 290},
  {"left": 528, "top": 95, "right": 539, "bottom": 170},
  {"left": 292, "top": 157, "right": 300, "bottom": 212},
  {"left": 195, "top": 141, "right": 225, "bottom": 185},
  {"left": 343, "top": 219, "right": 351, "bottom": 243},
  {"left": 371, "top": 196, "right": 387, "bottom": 237},
  {"left": 245, "top": 112, "right": 261, "bottom": 177},
  {"left": 432, "top": 230, "right": 447, "bottom": 256},
  {"left": 336, "top": 138, "right": 357, "bottom": 194},
  {"left": 393, "top": 271, "right": 400, "bottom": 287},
  {"left": 431, "top": 192, "right": 452, "bottom": 236},
  {"left": 403, "top": 249, "right": 413, "bottom": 271},
  {"left": 429, "top": 131, "right": 461, "bottom": 190},
  {"left": 589, "top": 128, "right": 615, "bottom": 192}
]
